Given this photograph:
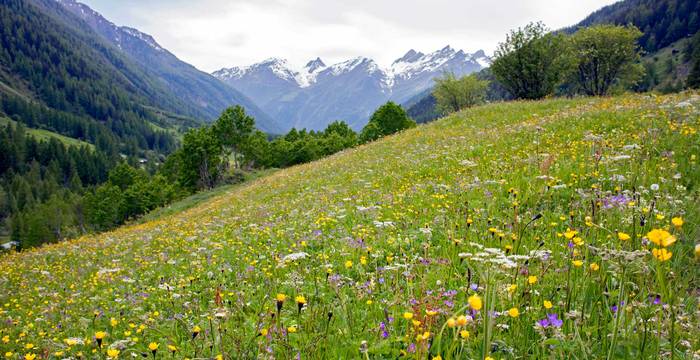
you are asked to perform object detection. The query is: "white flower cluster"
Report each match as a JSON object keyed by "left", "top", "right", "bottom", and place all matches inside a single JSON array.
[{"left": 458, "top": 243, "right": 549, "bottom": 269}]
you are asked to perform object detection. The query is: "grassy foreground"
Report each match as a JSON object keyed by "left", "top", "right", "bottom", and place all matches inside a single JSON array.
[{"left": 1, "top": 93, "right": 699, "bottom": 359}]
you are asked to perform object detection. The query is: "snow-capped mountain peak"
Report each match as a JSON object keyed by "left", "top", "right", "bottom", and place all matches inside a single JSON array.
[
  {"left": 214, "top": 47, "right": 490, "bottom": 90},
  {"left": 296, "top": 58, "right": 327, "bottom": 87},
  {"left": 304, "top": 57, "right": 326, "bottom": 72},
  {"left": 387, "top": 46, "right": 465, "bottom": 80},
  {"left": 327, "top": 57, "right": 378, "bottom": 76},
  {"left": 213, "top": 47, "right": 490, "bottom": 131},
  {"left": 55, "top": 0, "right": 165, "bottom": 52},
  {"left": 393, "top": 49, "right": 425, "bottom": 64},
  {"left": 470, "top": 50, "right": 491, "bottom": 68}
]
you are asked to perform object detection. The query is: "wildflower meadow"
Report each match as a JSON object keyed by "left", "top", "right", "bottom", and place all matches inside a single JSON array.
[{"left": 1, "top": 93, "right": 699, "bottom": 359}]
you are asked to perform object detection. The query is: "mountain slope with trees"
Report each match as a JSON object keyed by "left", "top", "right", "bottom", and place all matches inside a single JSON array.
[
  {"left": 569, "top": 0, "right": 699, "bottom": 53},
  {"left": 54, "top": 0, "right": 280, "bottom": 133},
  {"left": 406, "top": 0, "right": 700, "bottom": 120}
]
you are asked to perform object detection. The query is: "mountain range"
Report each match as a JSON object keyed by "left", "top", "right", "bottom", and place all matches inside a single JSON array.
[
  {"left": 213, "top": 47, "right": 490, "bottom": 130},
  {"left": 53, "top": 0, "right": 281, "bottom": 133}
]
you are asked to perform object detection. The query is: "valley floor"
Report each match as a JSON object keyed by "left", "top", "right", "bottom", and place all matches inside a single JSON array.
[{"left": 1, "top": 93, "right": 699, "bottom": 359}]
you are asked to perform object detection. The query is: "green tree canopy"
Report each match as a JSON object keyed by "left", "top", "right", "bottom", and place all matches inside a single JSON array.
[
  {"left": 108, "top": 162, "right": 144, "bottom": 190},
  {"left": 177, "top": 127, "right": 223, "bottom": 190},
  {"left": 433, "top": 72, "right": 489, "bottom": 115},
  {"left": 213, "top": 105, "right": 255, "bottom": 168},
  {"left": 360, "top": 102, "right": 415, "bottom": 143},
  {"left": 490, "top": 22, "right": 569, "bottom": 100},
  {"left": 570, "top": 25, "right": 643, "bottom": 95}
]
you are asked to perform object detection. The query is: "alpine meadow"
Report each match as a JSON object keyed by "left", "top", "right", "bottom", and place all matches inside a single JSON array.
[{"left": 1, "top": 0, "right": 700, "bottom": 359}]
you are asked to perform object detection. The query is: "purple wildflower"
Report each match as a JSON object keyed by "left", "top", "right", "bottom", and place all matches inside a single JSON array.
[
  {"left": 379, "top": 322, "right": 389, "bottom": 338},
  {"left": 547, "top": 313, "right": 563, "bottom": 328},
  {"left": 538, "top": 313, "right": 563, "bottom": 328},
  {"left": 601, "top": 194, "right": 630, "bottom": 209},
  {"left": 442, "top": 290, "right": 457, "bottom": 297}
]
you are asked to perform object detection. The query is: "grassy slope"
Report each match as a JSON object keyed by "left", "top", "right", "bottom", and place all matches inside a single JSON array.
[
  {"left": 138, "top": 169, "right": 279, "bottom": 224},
  {"left": 0, "top": 93, "right": 699, "bottom": 359},
  {"left": 643, "top": 37, "right": 692, "bottom": 92},
  {"left": 0, "top": 116, "right": 94, "bottom": 149}
]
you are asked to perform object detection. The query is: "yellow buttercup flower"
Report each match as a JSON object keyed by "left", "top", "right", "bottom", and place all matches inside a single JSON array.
[
  {"left": 468, "top": 294, "right": 483, "bottom": 311},
  {"left": 651, "top": 248, "right": 672, "bottom": 261},
  {"left": 344, "top": 260, "right": 353, "bottom": 269},
  {"left": 107, "top": 348, "right": 120, "bottom": 358},
  {"left": 95, "top": 331, "right": 106, "bottom": 348},
  {"left": 191, "top": 325, "right": 201, "bottom": 339},
  {"left": 287, "top": 325, "right": 297, "bottom": 333},
  {"left": 403, "top": 312, "right": 414, "bottom": 320},
  {"left": 24, "top": 354, "right": 36, "bottom": 360},
  {"left": 661, "top": 235, "right": 676, "bottom": 247},
  {"left": 527, "top": 275, "right": 538, "bottom": 285},
  {"left": 564, "top": 229, "right": 578, "bottom": 239},
  {"left": 647, "top": 229, "right": 675, "bottom": 247},
  {"left": 148, "top": 342, "right": 159, "bottom": 351},
  {"left": 572, "top": 260, "right": 583, "bottom": 267},
  {"left": 617, "top": 232, "right": 630, "bottom": 241},
  {"left": 671, "top": 217, "right": 683, "bottom": 228},
  {"left": 416, "top": 331, "right": 430, "bottom": 341},
  {"left": 456, "top": 315, "right": 468, "bottom": 326},
  {"left": 460, "top": 330, "right": 469, "bottom": 339},
  {"left": 590, "top": 263, "right": 600, "bottom": 271},
  {"left": 543, "top": 300, "right": 553, "bottom": 309},
  {"left": 507, "top": 307, "right": 520, "bottom": 318},
  {"left": 446, "top": 318, "right": 456, "bottom": 328}
]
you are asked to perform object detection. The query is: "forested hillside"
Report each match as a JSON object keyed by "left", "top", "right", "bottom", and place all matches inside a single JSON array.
[
  {"left": 571, "top": 0, "right": 699, "bottom": 52},
  {"left": 0, "top": 0, "right": 286, "bottom": 247},
  {"left": 0, "top": 0, "right": 179, "bottom": 155},
  {"left": 55, "top": 0, "right": 280, "bottom": 133}
]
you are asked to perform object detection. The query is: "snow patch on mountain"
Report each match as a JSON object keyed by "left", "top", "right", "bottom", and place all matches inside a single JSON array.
[
  {"left": 294, "top": 58, "right": 326, "bottom": 88},
  {"left": 55, "top": 0, "right": 164, "bottom": 52},
  {"left": 212, "top": 46, "right": 491, "bottom": 131},
  {"left": 214, "top": 46, "right": 490, "bottom": 90},
  {"left": 120, "top": 27, "right": 164, "bottom": 52}
]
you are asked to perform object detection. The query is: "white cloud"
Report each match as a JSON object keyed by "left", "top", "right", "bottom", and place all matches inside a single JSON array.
[{"left": 80, "top": 0, "right": 617, "bottom": 72}]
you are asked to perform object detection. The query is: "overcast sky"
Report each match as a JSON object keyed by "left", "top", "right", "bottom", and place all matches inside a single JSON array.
[{"left": 80, "top": 0, "right": 618, "bottom": 72}]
